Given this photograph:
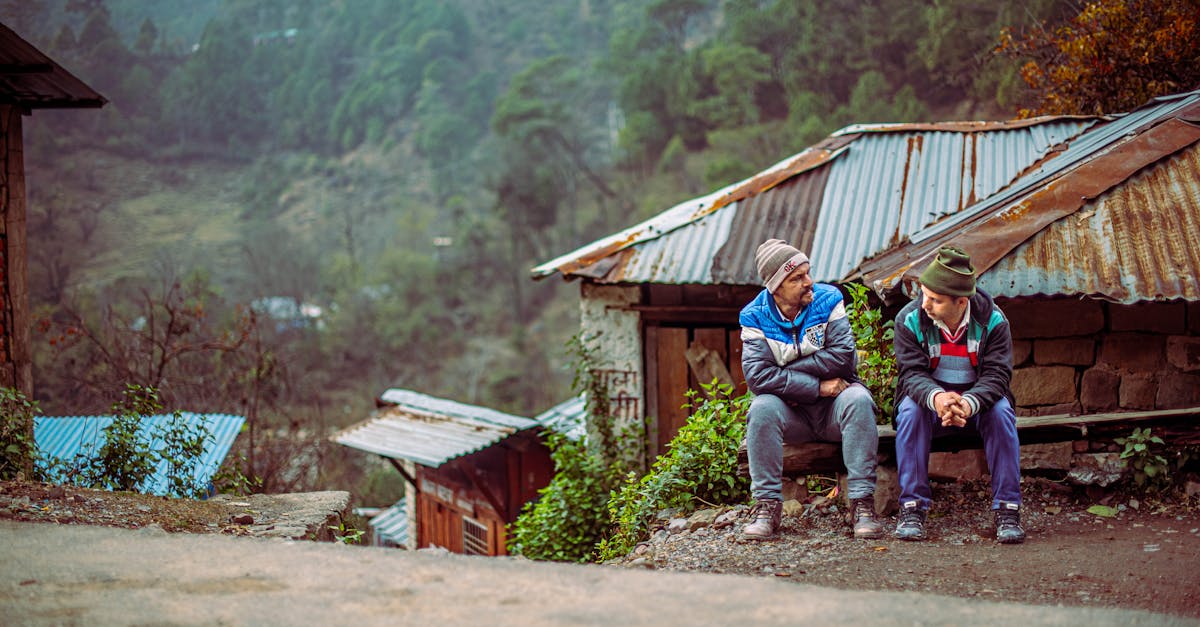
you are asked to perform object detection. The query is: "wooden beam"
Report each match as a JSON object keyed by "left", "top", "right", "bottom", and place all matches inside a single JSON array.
[{"left": 737, "top": 406, "right": 1200, "bottom": 478}]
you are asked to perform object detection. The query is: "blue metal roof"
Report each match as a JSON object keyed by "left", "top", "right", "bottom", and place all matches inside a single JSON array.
[
  {"left": 368, "top": 498, "right": 409, "bottom": 548},
  {"left": 533, "top": 394, "right": 587, "bottom": 441},
  {"left": 34, "top": 413, "right": 244, "bottom": 497}
]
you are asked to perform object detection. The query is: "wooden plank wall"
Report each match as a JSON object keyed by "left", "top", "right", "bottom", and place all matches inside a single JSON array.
[
  {"left": 0, "top": 105, "right": 32, "bottom": 398},
  {"left": 648, "top": 324, "right": 745, "bottom": 456}
]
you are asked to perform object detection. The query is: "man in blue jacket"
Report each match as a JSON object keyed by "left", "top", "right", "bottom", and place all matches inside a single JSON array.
[
  {"left": 740, "top": 239, "right": 882, "bottom": 540},
  {"left": 892, "top": 245, "right": 1025, "bottom": 544}
]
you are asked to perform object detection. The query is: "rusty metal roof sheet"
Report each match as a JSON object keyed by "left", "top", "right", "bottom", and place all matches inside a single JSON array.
[
  {"left": 862, "top": 89, "right": 1200, "bottom": 301},
  {"left": 331, "top": 389, "right": 537, "bottom": 467},
  {"left": 980, "top": 142, "right": 1200, "bottom": 303},
  {"left": 533, "top": 118, "right": 1094, "bottom": 285},
  {"left": 0, "top": 23, "right": 105, "bottom": 110},
  {"left": 530, "top": 136, "right": 855, "bottom": 280}
]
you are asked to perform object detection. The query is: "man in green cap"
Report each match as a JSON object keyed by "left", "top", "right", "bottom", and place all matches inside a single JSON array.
[{"left": 892, "top": 245, "right": 1025, "bottom": 544}]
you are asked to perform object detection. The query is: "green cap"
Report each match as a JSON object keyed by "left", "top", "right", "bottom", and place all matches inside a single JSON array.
[{"left": 919, "top": 245, "right": 976, "bottom": 297}]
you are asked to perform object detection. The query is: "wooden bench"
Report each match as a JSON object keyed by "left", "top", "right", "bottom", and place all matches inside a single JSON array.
[{"left": 736, "top": 406, "right": 1200, "bottom": 478}]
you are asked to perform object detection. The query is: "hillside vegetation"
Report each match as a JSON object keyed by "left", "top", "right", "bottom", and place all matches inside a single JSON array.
[{"left": 14, "top": 0, "right": 1196, "bottom": 500}]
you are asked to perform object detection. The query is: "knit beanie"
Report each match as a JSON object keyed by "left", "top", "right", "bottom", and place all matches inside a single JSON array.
[
  {"left": 919, "top": 245, "right": 976, "bottom": 297},
  {"left": 755, "top": 239, "right": 810, "bottom": 293}
]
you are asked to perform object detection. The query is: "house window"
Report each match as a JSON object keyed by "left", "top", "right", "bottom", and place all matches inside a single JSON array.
[{"left": 462, "top": 517, "right": 489, "bottom": 555}]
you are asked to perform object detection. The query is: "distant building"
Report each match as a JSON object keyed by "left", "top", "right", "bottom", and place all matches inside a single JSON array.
[
  {"left": 0, "top": 23, "right": 105, "bottom": 398},
  {"left": 333, "top": 389, "right": 583, "bottom": 555}
]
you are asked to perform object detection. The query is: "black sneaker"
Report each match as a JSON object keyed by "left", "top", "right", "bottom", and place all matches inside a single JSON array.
[
  {"left": 995, "top": 502, "right": 1026, "bottom": 544},
  {"left": 895, "top": 501, "right": 927, "bottom": 541}
]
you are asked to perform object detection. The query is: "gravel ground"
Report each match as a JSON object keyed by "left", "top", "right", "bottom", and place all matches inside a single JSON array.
[{"left": 612, "top": 477, "right": 1200, "bottom": 620}]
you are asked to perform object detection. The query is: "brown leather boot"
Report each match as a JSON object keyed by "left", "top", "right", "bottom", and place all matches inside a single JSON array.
[
  {"left": 851, "top": 496, "right": 883, "bottom": 539},
  {"left": 741, "top": 499, "right": 782, "bottom": 540}
]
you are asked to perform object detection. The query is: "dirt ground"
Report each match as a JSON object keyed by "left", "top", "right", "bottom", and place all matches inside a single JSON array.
[
  {"left": 3, "top": 478, "right": 1199, "bottom": 620},
  {"left": 620, "top": 477, "right": 1200, "bottom": 620}
]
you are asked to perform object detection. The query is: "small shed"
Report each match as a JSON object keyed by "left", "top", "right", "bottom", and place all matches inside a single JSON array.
[
  {"left": 34, "top": 412, "right": 245, "bottom": 496},
  {"left": 332, "top": 389, "right": 557, "bottom": 555},
  {"left": 533, "top": 89, "right": 1200, "bottom": 458},
  {"left": 366, "top": 497, "right": 409, "bottom": 548},
  {"left": 0, "top": 23, "right": 105, "bottom": 398}
]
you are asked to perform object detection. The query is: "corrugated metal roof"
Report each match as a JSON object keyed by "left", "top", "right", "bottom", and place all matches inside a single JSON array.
[
  {"left": 368, "top": 498, "right": 409, "bottom": 548},
  {"left": 332, "top": 389, "right": 537, "bottom": 467},
  {"left": 862, "top": 89, "right": 1200, "bottom": 301},
  {"left": 980, "top": 142, "right": 1200, "bottom": 303},
  {"left": 530, "top": 136, "right": 855, "bottom": 280},
  {"left": 533, "top": 394, "right": 587, "bottom": 440},
  {"left": 0, "top": 23, "right": 106, "bottom": 109},
  {"left": 533, "top": 117, "right": 1095, "bottom": 285},
  {"left": 34, "top": 413, "right": 244, "bottom": 497}
]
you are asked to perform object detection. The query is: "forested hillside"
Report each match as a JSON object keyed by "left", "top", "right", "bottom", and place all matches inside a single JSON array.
[{"left": 14, "top": 0, "right": 1180, "bottom": 498}]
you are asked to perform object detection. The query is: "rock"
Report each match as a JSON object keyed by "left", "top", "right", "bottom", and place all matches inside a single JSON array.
[
  {"left": 874, "top": 465, "right": 899, "bottom": 517},
  {"left": 48, "top": 486, "right": 66, "bottom": 499},
  {"left": 1119, "top": 373, "right": 1157, "bottom": 410},
  {"left": 1185, "top": 481, "right": 1200, "bottom": 498},
  {"left": 781, "top": 479, "right": 809, "bottom": 503},
  {"left": 1156, "top": 371, "right": 1200, "bottom": 408},
  {"left": 667, "top": 518, "right": 689, "bottom": 534},
  {"left": 712, "top": 510, "right": 739, "bottom": 529},
  {"left": 1034, "top": 338, "right": 1095, "bottom": 366},
  {"left": 1080, "top": 367, "right": 1120, "bottom": 412},
  {"left": 1067, "top": 453, "right": 1125, "bottom": 486},
  {"left": 1167, "top": 336, "right": 1200, "bottom": 372},
  {"left": 1098, "top": 334, "right": 1166, "bottom": 373},
  {"left": 138, "top": 524, "right": 167, "bottom": 536},
  {"left": 782, "top": 499, "right": 803, "bottom": 517},
  {"left": 928, "top": 450, "right": 987, "bottom": 481},
  {"left": 1012, "top": 366, "right": 1077, "bottom": 406},
  {"left": 1021, "top": 442, "right": 1074, "bottom": 471},
  {"left": 656, "top": 507, "right": 682, "bottom": 521},
  {"left": 231, "top": 514, "right": 255, "bottom": 525},
  {"left": 686, "top": 508, "right": 719, "bottom": 531}
]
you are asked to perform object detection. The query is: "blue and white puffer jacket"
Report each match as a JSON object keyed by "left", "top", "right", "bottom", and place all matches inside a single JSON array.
[{"left": 739, "top": 283, "right": 859, "bottom": 405}]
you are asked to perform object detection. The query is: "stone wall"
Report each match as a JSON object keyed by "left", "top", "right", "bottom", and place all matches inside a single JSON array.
[{"left": 1000, "top": 298, "right": 1200, "bottom": 416}]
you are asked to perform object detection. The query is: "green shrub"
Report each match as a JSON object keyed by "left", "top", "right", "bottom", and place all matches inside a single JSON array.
[
  {"left": 1114, "top": 427, "right": 1189, "bottom": 492},
  {"left": 41, "top": 384, "right": 212, "bottom": 498},
  {"left": 597, "top": 381, "right": 751, "bottom": 561},
  {"left": 508, "top": 333, "right": 634, "bottom": 563},
  {"left": 845, "top": 282, "right": 897, "bottom": 422},
  {"left": 508, "top": 433, "right": 623, "bottom": 562},
  {"left": 0, "top": 387, "right": 40, "bottom": 480}
]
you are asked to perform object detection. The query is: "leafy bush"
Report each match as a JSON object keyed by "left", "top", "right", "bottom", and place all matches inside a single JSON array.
[
  {"left": 508, "top": 433, "right": 624, "bottom": 562},
  {"left": 1114, "top": 427, "right": 1194, "bottom": 492},
  {"left": 0, "top": 388, "right": 40, "bottom": 480},
  {"left": 597, "top": 382, "right": 751, "bottom": 561},
  {"left": 845, "top": 282, "right": 897, "bottom": 422},
  {"left": 40, "top": 384, "right": 212, "bottom": 498},
  {"left": 508, "top": 333, "right": 633, "bottom": 562}
]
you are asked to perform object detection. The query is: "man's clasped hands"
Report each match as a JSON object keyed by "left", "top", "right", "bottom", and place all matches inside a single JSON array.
[{"left": 933, "top": 391, "right": 969, "bottom": 427}]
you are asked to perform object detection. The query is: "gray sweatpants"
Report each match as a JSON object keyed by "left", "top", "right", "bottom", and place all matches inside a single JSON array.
[{"left": 746, "top": 383, "right": 878, "bottom": 501}]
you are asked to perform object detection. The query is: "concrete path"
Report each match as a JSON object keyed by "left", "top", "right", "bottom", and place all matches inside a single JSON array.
[{"left": 1, "top": 520, "right": 1194, "bottom": 626}]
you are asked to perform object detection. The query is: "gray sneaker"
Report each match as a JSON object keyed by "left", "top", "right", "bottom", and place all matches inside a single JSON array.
[
  {"left": 995, "top": 502, "right": 1026, "bottom": 544},
  {"left": 742, "top": 499, "right": 782, "bottom": 540},
  {"left": 895, "top": 501, "right": 927, "bottom": 541},
  {"left": 851, "top": 496, "right": 883, "bottom": 539}
]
